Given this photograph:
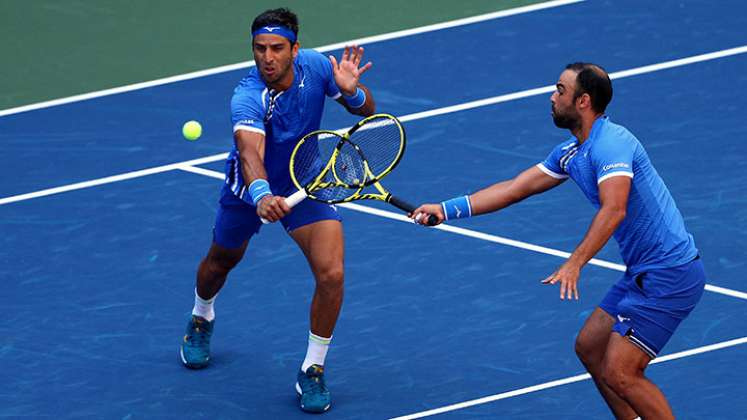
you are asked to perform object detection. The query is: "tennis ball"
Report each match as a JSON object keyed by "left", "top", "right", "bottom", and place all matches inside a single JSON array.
[{"left": 182, "top": 120, "right": 202, "bottom": 141}]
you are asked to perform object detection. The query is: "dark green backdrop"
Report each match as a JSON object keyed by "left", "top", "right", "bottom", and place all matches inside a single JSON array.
[{"left": 0, "top": 1, "right": 544, "bottom": 110}]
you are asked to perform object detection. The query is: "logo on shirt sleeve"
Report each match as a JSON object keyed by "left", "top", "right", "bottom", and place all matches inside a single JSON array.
[
  {"left": 237, "top": 119, "right": 257, "bottom": 126},
  {"left": 602, "top": 162, "right": 630, "bottom": 172}
]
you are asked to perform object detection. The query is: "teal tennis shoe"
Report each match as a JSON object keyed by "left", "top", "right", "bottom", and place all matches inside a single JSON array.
[
  {"left": 296, "top": 364, "right": 331, "bottom": 413},
  {"left": 180, "top": 315, "right": 213, "bottom": 369}
]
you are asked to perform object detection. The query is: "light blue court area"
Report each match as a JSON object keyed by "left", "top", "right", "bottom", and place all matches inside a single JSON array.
[{"left": 3, "top": 1, "right": 747, "bottom": 418}]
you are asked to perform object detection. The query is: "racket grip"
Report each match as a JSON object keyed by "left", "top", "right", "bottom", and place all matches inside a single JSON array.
[
  {"left": 260, "top": 189, "right": 309, "bottom": 224},
  {"left": 388, "top": 195, "right": 438, "bottom": 226}
]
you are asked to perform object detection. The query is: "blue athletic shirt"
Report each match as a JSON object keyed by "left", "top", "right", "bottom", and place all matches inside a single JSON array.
[
  {"left": 225, "top": 49, "right": 342, "bottom": 200},
  {"left": 537, "top": 116, "right": 698, "bottom": 275}
]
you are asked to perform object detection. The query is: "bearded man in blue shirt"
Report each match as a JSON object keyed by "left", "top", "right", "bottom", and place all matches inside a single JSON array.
[{"left": 413, "top": 63, "right": 705, "bottom": 420}]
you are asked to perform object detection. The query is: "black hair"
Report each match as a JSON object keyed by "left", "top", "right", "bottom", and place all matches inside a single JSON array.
[
  {"left": 251, "top": 8, "right": 299, "bottom": 44},
  {"left": 565, "top": 62, "right": 613, "bottom": 113}
]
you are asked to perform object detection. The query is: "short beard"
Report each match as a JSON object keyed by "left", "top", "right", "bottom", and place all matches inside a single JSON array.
[{"left": 552, "top": 111, "right": 581, "bottom": 130}]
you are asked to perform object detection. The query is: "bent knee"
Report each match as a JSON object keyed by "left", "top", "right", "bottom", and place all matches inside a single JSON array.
[
  {"left": 601, "top": 364, "right": 638, "bottom": 399},
  {"left": 575, "top": 333, "right": 602, "bottom": 366},
  {"left": 315, "top": 265, "right": 344, "bottom": 288},
  {"left": 206, "top": 252, "right": 242, "bottom": 275}
]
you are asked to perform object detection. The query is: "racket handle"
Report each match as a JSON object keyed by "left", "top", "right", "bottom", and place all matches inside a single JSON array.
[
  {"left": 260, "top": 189, "right": 309, "bottom": 224},
  {"left": 388, "top": 195, "right": 438, "bottom": 226},
  {"left": 285, "top": 189, "right": 309, "bottom": 207}
]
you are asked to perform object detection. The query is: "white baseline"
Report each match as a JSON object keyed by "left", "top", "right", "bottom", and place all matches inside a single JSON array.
[{"left": 0, "top": 0, "right": 584, "bottom": 118}]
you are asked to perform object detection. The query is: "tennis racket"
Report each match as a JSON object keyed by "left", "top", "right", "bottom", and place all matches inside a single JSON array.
[{"left": 261, "top": 113, "right": 437, "bottom": 225}]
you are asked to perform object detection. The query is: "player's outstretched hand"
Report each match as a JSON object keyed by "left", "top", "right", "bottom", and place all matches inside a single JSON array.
[
  {"left": 411, "top": 204, "right": 444, "bottom": 226},
  {"left": 329, "top": 45, "right": 372, "bottom": 95},
  {"left": 257, "top": 195, "right": 291, "bottom": 223},
  {"left": 541, "top": 262, "right": 581, "bottom": 300}
]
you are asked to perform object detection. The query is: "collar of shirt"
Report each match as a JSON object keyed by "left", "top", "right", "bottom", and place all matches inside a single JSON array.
[{"left": 587, "top": 115, "right": 609, "bottom": 144}]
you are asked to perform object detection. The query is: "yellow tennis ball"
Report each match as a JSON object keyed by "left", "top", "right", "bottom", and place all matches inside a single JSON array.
[{"left": 182, "top": 120, "right": 202, "bottom": 141}]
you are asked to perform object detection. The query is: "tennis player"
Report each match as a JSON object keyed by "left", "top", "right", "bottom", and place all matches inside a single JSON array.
[
  {"left": 179, "top": 8, "right": 375, "bottom": 413},
  {"left": 412, "top": 63, "right": 705, "bottom": 420}
]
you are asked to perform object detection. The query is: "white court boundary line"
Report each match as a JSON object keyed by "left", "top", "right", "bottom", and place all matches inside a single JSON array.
[
  {"left": 178, "top": 166, "right": 747, "bottom": 301},
  {"left": 3, "top": 43, "right": 747, "bottom": 206},
  {"left": 389, "top": 335, "right": 747, "bottom": 419},
  {"left": 0, "top": 153, "right": 227, "bottom": 205},
  {"left": 0, "top": 0, "right": 584, "bottom": 117}
]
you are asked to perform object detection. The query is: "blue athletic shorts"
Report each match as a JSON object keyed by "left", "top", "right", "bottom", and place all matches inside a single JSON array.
[
  {"left": 213, "top": 186, "right": 342, "bottom": 249},
  {"left": 599, "top": 256, "right": 706, "bottom": 358}
]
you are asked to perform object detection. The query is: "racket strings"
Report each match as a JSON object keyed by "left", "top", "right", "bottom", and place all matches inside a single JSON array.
[
  {"left": 291, "top": 132, "right": 335, "bottom": 188},
  {"left": 291, "top": 133, "right": 364, "bottom": 202},
  {"left": 313, "top": 142, "right": 367, "bottom": 201},
  {"left": 347, "top": 115, "right": 404, "bottom": 179}
]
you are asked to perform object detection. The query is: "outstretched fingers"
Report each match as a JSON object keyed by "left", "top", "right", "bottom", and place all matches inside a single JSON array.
[
  {"left": 542, "top": 270, "right": 580, "bottom": 300},
  {"left": 358, "top": 61, "right": 373, "bottom": 76}
]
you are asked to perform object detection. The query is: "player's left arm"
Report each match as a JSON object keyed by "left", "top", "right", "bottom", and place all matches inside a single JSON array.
[
  {"left": 542, "top": 176, "right": 631, "bottom": 300},
  {"left": 330, "top": 45, "right": 376, "bottom": 116}
]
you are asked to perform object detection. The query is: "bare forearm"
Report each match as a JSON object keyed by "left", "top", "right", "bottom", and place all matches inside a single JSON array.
[
  {"left": 414, "top": 166, "right": 562, "bottom": 225},
  {"left": 239, "top": 148, "right": 268, "bottom": 184},
  {"left": 470, "top": 166, "right": 563, "bottom": 216},
  {"left": 469, "top": 179, "right": 524, "bottom": 215},
  {"left": 567, "top": 207, "right": 625, "bottom": 268}
]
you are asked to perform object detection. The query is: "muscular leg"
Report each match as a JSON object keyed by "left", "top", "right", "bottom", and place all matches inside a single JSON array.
[
  {"left": 289, "top": 220, "right": 344, "bottom": 338},
  {"left": 576, "top": 308, "right": 639, "bottom": 419},
  {"left": 602, "top": 333, "right": 674, "bottom": 420},
  {"left": 196, "top": 240, "right": 249, "bottom": 299}
]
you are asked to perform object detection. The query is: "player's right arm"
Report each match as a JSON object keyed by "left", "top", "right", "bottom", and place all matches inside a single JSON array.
[
  {"left": 231, "top": 83, "right": 290, "bottom": 222},
  {"left": 470, "top": 166, "right": 565, "bottom": 214},
  {"left": 234, "top": 130, "right": 290, "bottom": 222},
  {"left": 412, "top": 140, "right": 572, "bottom": 225},
  {"left": 412, "top": 166, "right": 564, "bottom": 225}
]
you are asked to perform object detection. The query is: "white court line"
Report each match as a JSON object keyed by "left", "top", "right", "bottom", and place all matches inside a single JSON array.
[
  {"left": 177, "top": 166, "right": 225, "bottom": 180},
  {"left": 0, "top": 153, "right": 226, "bottom": 205},
  {"left": 398, "top": 44, "right": 747, "bottom": 123},
  {"left": 177, "top": 166, "right": 747, "bottom": 302},
  {"left": 4, "top": 43, "right": 747, "bottom": 207},
  {"left": 389, "top": 335, "right": 747, "bottom": 419},
  {"left": 0, "top": 0, "right": 584, "bottom": 118},
  {"left": 175, "top": 164, "right": 226, "bottom": 179},
  {"left": 703, "top": 284, "right": 747, "bottom": 300}
]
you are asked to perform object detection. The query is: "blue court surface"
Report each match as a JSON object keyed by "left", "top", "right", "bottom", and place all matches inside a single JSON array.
[{"left": 3, "top": 1, "right": 747, "bottom": 418}]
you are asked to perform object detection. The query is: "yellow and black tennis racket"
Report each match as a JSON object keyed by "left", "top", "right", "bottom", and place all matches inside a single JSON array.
[{"left": 263, "top": 113, "right": 436, "bottom": 225}]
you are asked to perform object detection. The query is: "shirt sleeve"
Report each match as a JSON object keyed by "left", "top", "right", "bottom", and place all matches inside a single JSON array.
[
  {"left": 592, "top": 136, "right": 635, "bottom": 184},
  {"left": 536, "top": 141, "right": 573, "bottom": 179},
  {"left": 231, "top": 88, "right": 266, "bottom": 135}
]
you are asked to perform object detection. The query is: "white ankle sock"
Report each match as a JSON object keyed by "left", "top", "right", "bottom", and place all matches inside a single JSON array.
[
  {"left": 191, "top": 289, "right": 216, "bottom": 322},
  {"left": 301, "top": 331, "right": 332, "bottom": 372}
]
